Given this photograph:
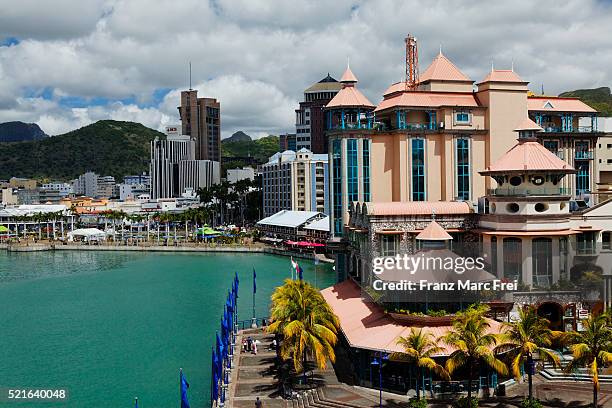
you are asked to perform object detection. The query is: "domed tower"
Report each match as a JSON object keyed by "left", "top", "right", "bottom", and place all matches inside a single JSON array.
[{"left": 478, "top": 118, "right": 577, "bottom": 288}]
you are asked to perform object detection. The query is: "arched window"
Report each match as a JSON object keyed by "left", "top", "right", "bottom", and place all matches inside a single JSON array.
[
  {"left": 532, "top": 238, "right": 553, "bottom": 288},
  {"left": 503, "top": 238, "right": 522, "bottom": 282}
]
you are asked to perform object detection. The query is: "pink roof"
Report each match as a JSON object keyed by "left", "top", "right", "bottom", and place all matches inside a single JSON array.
[
  {"left": 527, "top": 96, "right": 597, "bottom": 113},
  {"left": 482, "top": 140, "right": 575, "bottom": 173},
  {"left": 365, "top": 201, "right": 472, "bottom": 216},
  {"left": 340, "top": 66, "right": 358, "bottom": 83},
  {"left": 420, "top": 53, "right": 472, "bottom": 83},
  {"left": 514, "top": 117, "right": 543, "bottom": 132},
  {"left": 479, "top": 69, "right": 526, "bottom": 84},
  {"left": 375, "top": 91, "right": 480, "bottom": 112},
  {"left": 326, "top": 86, "right": 375, "bottom": 108},
  {"left": 416, "top": 220, "right": 453, "bottom": 241},
  {"left": 321, "top": 280, "right": 504, "bottom": 355}
]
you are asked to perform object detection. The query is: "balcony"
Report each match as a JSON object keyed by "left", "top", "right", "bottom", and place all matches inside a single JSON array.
[
  {"left": 575, "top": 151, "right": 593, "bottom": 160},
  {"left": 397, "top": 122, "right": 437, "bottom": 131},
  {"left": 576, "top": 242, "right": 597, "bottom": 256},
  {"left": 487, "top": 187, "right": 570, "bottom": 196}
]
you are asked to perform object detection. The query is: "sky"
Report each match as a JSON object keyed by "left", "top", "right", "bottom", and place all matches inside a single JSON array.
[{"left": 0, "top": 0, "right": 611, "bottom": 138}]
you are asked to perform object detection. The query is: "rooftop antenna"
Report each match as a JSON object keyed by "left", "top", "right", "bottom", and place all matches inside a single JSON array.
[
  {"left": 511, "top": 59, "right": 514, "bottom": 72},
  {"left": 189, "top": 61, "right": 192, "bottom": 90},
  {"left": 439, "top": 42, "right": 442, "bottom": 55},
  {"left": 405, "top": 34, "right": 419, "bottom": 91},
  {"left": 490, "top": 59, "right": 494, "bottom": 71},
  {"left": 541, "top": 83, "right": 545, "bottom": 95}
]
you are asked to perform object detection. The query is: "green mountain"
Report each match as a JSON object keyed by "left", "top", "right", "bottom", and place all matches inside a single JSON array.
[
  {"left": 559, "top": 87, "right": 612, "bottom": 116},
  {"left": 0, "top": 121, "right": 48, "bottom": 142},
  {"left": 221, "top": 134, "right": 279, "bottom": 168},
  {"left": 224, "top": 131, "right": 252, "bottom": 143},
  {"left": 0, "top": 120, "right": 164, "bottom": 181}
]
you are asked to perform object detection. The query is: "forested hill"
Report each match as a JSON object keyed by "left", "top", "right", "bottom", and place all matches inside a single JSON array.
[
  {"left": 559, "top": 87, "right": 612, "bottom": 116},
  {"left": 0, "top": 120, "right": 164, "bottom": 180}
]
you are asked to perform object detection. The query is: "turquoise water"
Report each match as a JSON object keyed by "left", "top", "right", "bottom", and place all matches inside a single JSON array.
[{"left": 0, "top": 251, "right": 335, "bottom": 408}]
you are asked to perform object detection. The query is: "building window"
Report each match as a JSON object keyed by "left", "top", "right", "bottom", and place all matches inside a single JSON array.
[
  {"left": 532, "top": 238, "right": 553, "bottom": 288},
  {"left": 576, "top": 162, "right": 589, "bottom": 196},
  {"left": 503, "top": 237, "right": 522, "bottom": 283},
  {"left": 347, "top": 139, "right": 358, "bottom": 206},
  {"left": 380, "top": 234, "right": 399, "bottom": 257},
  {"left": 362, "top": 139, "right": 371, "bottom": 202},
  {"left": 332, "top": 139, "right": 343, "bottom": 236},
  {"left": 543, "top": 140, "right": 558, "bottom": 153},
  {"left": 412, "top": 138, "right": 425, "bottom": 201},
  {"left": 603, "top": 232, "right": 611, "bottom": 250},
  {"left": 455, "top": 111, "right": 470, "bottom": 124},
  {"left": 456, "top": 138, "right": 470, "bottom": 201}
]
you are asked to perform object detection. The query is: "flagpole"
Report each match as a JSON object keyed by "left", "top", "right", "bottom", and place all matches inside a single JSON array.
[{"left": 251, "top": 267, "right": 257, "bottom": 328}]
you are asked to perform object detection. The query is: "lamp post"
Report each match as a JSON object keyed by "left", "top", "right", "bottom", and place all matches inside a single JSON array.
[{"left": 370, "top": 351, "right": 388, "bottom": 408}]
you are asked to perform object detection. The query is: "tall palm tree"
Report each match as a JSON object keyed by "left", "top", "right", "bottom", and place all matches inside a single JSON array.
[
  {"left": 563, "top": 312, "right": 612, "bottom": 408},
  {"left": 390, "top": 328, "right": 450, "bottom": 399},
  {"left": 440, "top": 305, "right": 508, "bottom": 402},
  {"left": 267, "top": 279, "right": 339, "bottom": 376},
  {"left": 495, "top": 305, "right": 560, "bottom": 401}
]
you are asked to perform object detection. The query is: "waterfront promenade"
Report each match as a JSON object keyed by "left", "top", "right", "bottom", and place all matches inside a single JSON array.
[
  {"left": 0, "top": 241, "right": 334, "bottom": 262},
  {"left": 228, "top": 330, "right": 612, "bottom": 408}
]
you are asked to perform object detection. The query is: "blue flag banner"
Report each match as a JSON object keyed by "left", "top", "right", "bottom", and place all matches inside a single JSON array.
[
  {"left": 211, "top": 349, "right": 219, "bottom": 403},
  {"left": 180, "top": 369, "right": 190, "bottom": 408},
  {"left": 134, "top": 397, "right": 138, "bottom": 408},
  {"left": 252, "top": 267, "right": 256, "bottom": 294}
]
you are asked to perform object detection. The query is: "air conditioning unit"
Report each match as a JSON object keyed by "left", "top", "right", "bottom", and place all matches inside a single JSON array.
[{"left": 439, "top": 121, "right": 445, "bottom": 129}]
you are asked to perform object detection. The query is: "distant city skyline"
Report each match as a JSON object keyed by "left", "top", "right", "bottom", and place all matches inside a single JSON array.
[{"left": 1, "top": 0, "right": 611, "bottom": 138}]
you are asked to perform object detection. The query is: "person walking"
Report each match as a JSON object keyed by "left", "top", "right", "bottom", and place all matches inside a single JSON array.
[{"left": 255, "top": 397, "right": 262, "bottom": 408}]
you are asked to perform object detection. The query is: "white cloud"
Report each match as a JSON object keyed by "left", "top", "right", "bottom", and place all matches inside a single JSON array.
[{"left": 0, "top": 0, "right": 611, "bottom": 138}]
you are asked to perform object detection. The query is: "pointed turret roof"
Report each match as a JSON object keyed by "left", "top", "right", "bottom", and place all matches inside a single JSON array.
[
  {"left": 480, "top": 120, "right": 575, "bottom": 175},
  {"left": 514, "top": 117, "right": 543, "bottom": 132},
  {"left": 479, "top": 69, "right": 526, "bottom": 84},
  {"left": 340, "top": 65, "right": 358, "bottom": 83},
  {"left": 326, "top": 63, "right": 374, "bottom": 109},
  {"left": 420, "top": 52, "right": 471, "bottom": 82},
  {"left": 416, "top": 220, "right": 453, "bottom": 241}
]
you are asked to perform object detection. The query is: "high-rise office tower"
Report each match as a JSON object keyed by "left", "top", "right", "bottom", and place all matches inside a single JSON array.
[{"left": 178, "top": 90, "right": 221, "bottom": 162}]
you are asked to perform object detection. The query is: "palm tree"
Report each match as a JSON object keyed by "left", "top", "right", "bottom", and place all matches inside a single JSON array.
[
  {"left": 267, "top": 279, "right": 339, "bottom": 376},
  {"left": 562, "top": 312, "right": 612, "bottom": 408},
  {"left": 390, "top": 328, "right": 450, "bottom": 399},
  {"left": 495, "top": 305, "right": 560, "bottom": 401},
  {"left": 440, "top": 305, "right": 508, "bottom": 402}
]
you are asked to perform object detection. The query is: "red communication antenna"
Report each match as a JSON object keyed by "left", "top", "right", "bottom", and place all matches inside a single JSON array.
[{"left": 405, "top": 34, "right": 419, "bottom": 90}]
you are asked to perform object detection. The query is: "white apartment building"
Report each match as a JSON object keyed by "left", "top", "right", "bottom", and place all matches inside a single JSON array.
[
  {"left": 150, "top": 125, "right": 220, "bottom": 199},
  {"left": 261, "top": 148, "right": 329, "bottom": 217}
]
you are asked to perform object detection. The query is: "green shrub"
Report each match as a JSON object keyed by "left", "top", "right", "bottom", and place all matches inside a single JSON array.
[
  {"left": 520, "top": 398, "right": 543, "bottom": 408},
  {"left": 451, "top": 396, "right": 478, "bottom": 408},
  {"left": 408, "top": 398, "right": 427, "bottom": 408}
]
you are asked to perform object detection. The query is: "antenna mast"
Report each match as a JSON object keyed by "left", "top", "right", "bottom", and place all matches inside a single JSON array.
[
  {"left": 189, "top": 61, "right": 192, "bottom": 90},
  {"left": 405, "top": 34, "right": 419, "bottom": 90}
]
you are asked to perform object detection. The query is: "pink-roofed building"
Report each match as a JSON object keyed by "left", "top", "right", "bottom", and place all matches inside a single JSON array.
[{"left": 325, "top": 43, "right": 603, "bottom": 241}]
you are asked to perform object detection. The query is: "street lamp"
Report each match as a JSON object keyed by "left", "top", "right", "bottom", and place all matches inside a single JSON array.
[{"left": 370, "top": 351, "right": 388, "bottom": 408}]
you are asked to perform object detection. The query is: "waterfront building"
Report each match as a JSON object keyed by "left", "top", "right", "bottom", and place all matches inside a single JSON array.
[
  {"left": 279, "top": 133, "right": 296, "bottom": 151},
  {"left": 326, "top": 49, "right": 603, "bottom": 238},
  {"left": 294, "top": 74, "right": 343, "bottom": 152},
  {"left": 256, "top": 210, "right": 329, "bottom": 244},
  {"left": 150, "top": 126, "right": 220, "bottom": 199},
  {"left": 17, "top": 188, "right": 39, "bottom": 204},
  {"left": 178, "top": 91, "right": 221, "bottom": 161},
  {"left": 261, "top": 149, "right": 329, "bottom": 217},
  {"left": 73, "top": 172, "right": 98, "bottom": 197},
  {"left": 227, "top": 167, "right": 255, "bottom": 184},
  {"left": 1, "top": 188, "right": 18, "bottom": 205}
]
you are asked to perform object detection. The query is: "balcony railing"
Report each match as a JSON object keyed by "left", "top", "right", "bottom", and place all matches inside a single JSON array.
[
  {"left": 397, "top": 122, "right": 437, "bottom": 131},
  {"left": 540, "top": 126, "right": 598, "bottom": 133},
  {"left": 576, "top": 243, "right": 597, "bottom": 255},
  {"left": 575, "top": 151, "right": 593, "bottom": 160},
  {"left": 487, "top": 187, "right": 570, "bottom": 196}
]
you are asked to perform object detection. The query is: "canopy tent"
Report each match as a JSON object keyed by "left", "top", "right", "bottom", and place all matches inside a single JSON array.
[
  {"left": 67, "top": 228, "right": 108, "bottom": 242},
  {"left": 285, "top": 240, "right": 326, "bottom": 248},
  {"left": 196, "top": 227, "right": 222, "bottom": 236},
  {"left": 0, "top": 226, "right": 9, "bottom": 232}
]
